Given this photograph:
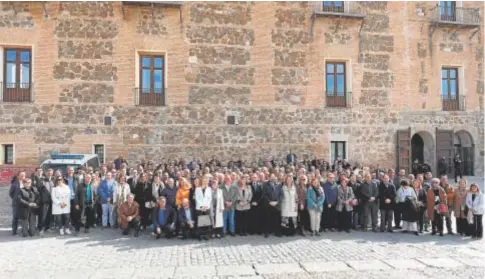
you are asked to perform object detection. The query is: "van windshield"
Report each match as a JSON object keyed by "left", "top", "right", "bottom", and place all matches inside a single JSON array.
[{"left": 41, "top": 164, "right": 79, "bottom": 175}]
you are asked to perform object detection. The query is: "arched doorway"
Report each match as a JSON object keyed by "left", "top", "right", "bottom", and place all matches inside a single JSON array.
[
  {"left": 454, "top": 130, "right": 474, "bottom": 175},
  {"left": 411, "top": 131, "right": 436, "bottom": 170},
  {"left": 411, "top": 134, "right": 424, "bottom": 164}
]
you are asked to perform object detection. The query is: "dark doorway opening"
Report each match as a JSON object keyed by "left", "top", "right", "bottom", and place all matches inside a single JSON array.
[
  {"left": 411, "top": 134, "right": 424, "bottom": 164},
  {"left": 454, "top": 131, "right": 474, "bottom": 176}
]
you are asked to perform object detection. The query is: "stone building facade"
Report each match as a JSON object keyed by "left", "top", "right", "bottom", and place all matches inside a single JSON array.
[{"left": 0, "top": 1, "right": 483, "bottom": 176}]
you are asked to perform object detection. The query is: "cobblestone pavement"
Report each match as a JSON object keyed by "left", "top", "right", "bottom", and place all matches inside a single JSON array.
[{"left": 0, "top": 177, "right": 483, "bottom": 279}]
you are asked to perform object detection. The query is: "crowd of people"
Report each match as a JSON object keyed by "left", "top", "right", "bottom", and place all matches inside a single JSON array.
[{"left": 8, "top": 154, "right": 483, "bottom": 241}]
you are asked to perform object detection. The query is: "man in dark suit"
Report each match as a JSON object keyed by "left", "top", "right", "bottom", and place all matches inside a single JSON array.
[
  {"left": 31, "top": 167, "right": 43, "bottom": 190},
  {"left": 378, "top": 175, "right": 396, "bottom": 232},
  {"left": 286, "top": 151, "right": 297, "bottom": 165},
  {"left": 127, "top": 169, "right": 139, "bottom": 193},
  {"left": 9, "top": 171, "right": 26, "bottom": 235},
  {"left": 178, "top": 198, "right": 196, "bottom": 239},
  {"left": 262, "top": 173, "right": 283, "bottom": 238},
  {"left": 249, "top": 173, "right": 264, "bottom": 235},
  {"left": 152, "top": 198, "right": 177, "bottom": 239}
]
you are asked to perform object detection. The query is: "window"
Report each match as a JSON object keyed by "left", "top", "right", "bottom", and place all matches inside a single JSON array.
[
  {"left": 104, "top": 116, "right": 112, "bottom": 126},
  {"left": 326, "top": 62, "right": 348, "bottom": 107},
  {"left": 94, "top": 144, "right": 105, "bottom": 164},
  {"left": 440, "top": 1, "right": 456, "bottom": 21},
  {"left": 3, "top": 144, "right": 14, "bottom": 164},
  {"left": 330, "top": 141, "right": 346, "bottom": 163},
  {"left": 326, "top": 62, "right": 346, "bottom": 96},
  {"left": 441, "top": 67, "right": 458, "bottom": 98},
  {"left": 323, "top": 1, "right": 345, "bottom": 13},
  {"left": 137, "top": 54, "right": 165, "bottom": 106},
  {"left": 2, "top": 48, "right": 32, "bottom": 102}
]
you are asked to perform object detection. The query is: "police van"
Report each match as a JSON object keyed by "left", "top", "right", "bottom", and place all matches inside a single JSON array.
[{"left": 40, "top": 154, "right": 100, "bottom": 173}]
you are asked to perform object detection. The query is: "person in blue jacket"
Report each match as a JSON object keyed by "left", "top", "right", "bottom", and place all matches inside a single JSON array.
[
  {"left": 307, "top": 177, "right": 325, "bottom": 236},
  {"left": 98, "top": 172, "right": 116, "bottom": 228},
  {"left": 321, "top": 173, "right": 338, "bottom": 232}
]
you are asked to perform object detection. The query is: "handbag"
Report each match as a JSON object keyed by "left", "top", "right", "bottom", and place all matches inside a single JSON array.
[
  {"left": 438, "top": 203, "right": 448, "bottom": 215},
  {"left": 467, "top": 209, "right": 474, "bottom": 224},
  {"left": 197, "top": 214, "right": 212, "bottom": 228}
]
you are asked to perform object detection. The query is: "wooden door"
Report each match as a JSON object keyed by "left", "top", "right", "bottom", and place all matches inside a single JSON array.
[
  {"left": 396, "top": 128, "right": 411, "bottom": 175},
  {"left": 436, "top": 128, "right": 454, "bottom": 175}
]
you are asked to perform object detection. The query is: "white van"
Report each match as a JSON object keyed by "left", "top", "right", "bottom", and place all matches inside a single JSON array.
[{"left": 40, "top": 154, "right": 100, "bottom": 174}]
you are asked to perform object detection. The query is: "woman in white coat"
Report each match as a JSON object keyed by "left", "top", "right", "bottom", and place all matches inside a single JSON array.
[
  {"left": 281, "top": 175, "right": 298, "bottom": 236},
  {"left": 51, "top": 176, "right": 72, "bottom": 235},
  {"left": 195, "top": 178, "right": 212, "bottom": 241},
  {"left": 466, "top": 183, "right": 483, "bottom": 239},
  {"left": 210, "top": 179, "right": 224, "bottom": 238}
]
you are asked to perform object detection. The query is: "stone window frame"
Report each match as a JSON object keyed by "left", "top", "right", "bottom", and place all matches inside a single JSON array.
[
  {"left": 330, "top": 141, "right": 347, "bottom": 164},
  {"left": 323, "top": 58, "right": 353, "bottom": 106},
  {"left": 440, "top": 64, "right": 465, "bottom": 98},
  {"left": 93, "top": 144, "right": 105, "bottom": 165},
  {"left": 135, "top": 49, "right": 168, "bottom": 106},
  {"left": 0, "top": 143, "right": 15, "bottom": 165},
  {"left": 0, "top": 44, "right": 35, "bottom": 102}
]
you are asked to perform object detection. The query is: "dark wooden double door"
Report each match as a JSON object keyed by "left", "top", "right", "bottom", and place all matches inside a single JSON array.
[{"left": 397, "top": 128, "right": 474, "bottom": 176}]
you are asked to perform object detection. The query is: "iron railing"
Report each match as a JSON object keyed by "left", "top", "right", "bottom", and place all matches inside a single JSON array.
[
  {"left": 326, "top": 92, "right": 352, "bottom": 108},
  {"left": 0, "top": 82, "right": 33, "bottom": 103},
  {"left": 134, "top": 87, "right": 165, "bottom": 106},
  {"left": 430, "top": 4, "right": 480, "bottom": 26},
  {"left": 312, "top": 1, "right": 364, "bottom": 18},
  {"left": 442, "top": 95, "right": 465, "bottom": 111}
]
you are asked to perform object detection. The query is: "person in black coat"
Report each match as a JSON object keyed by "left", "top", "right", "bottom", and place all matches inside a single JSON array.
[
  {"left": 262, "top": 173, "right": 283, "bottom": 238},
  {"left": 248, "top": 173, "right": 264, "bottom": 235},
  {"left": 134, "top": 173, "right": 150, "bottom": 230},
  {"left": 161, "top": 178, "right": 177, "bottom": 209},
  {"left": 17, "top": 178, "right": 39, "bottom": 237},
  {"left": 378, "top": 175, "right": 396, "bottom": 232},
  {"left": 152, "top": 198, "right": 177, "bottom": 239},
  {"left": 453, "top": 154, "right": 463, "bottom": 183},
  {"left": 37, "top": 170, "right": 54, "bottom": 234},
  {"left": 178, "top": 198, "right": 196, "bottom": 239},
  {"left": 75, "top": 174, "right": 96, "bottom": 233},
  {"left": 31, "top": 168, "right": 44, "bottom": 190},
  {"left": 438, "top": 157, "right": 448, "bottom": 177},
  {"left": 9, "top": 171, "right": 26, "bottom": 235},
  {"left": 412, "top": 179, "right": 428, "bottom": 234}
]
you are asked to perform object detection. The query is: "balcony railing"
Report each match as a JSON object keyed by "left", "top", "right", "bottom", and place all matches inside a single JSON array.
[
  {"left": 312, "top": 1, "right": 364, "bottom": 19},
  {"left": 0, "top": 82, "right": 33, "bottom": 103},
  {"left": 430, "top": 4, "right": 480, "bottom": 27},
  {"left": 442, "top": 95, "right": 465, "bottom": 111},
  {"left": 326, "top": 92, "right": 352, "bottom": 108},
  {"left": 135, "top": 88, "right": 165, "bottom": 106}
]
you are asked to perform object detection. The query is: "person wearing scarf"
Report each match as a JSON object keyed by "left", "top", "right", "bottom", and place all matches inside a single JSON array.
[
  {"left": 412, "top": 179, "right": 427, "bottom": 234},
  {"left": 396, "top": 179, "right": 419, "bottom": 235},
  {"left": 453, "top": 179, "right": 469, "bottom": 236},
  {"left": 306, "top": 177, "right": 325, "bottom": 236},
  {"left": 336, "top": 177, "right": 355, "bottom": 233},
  {"left": 466, "top": 183, "right": 483, "bottom": 239}
]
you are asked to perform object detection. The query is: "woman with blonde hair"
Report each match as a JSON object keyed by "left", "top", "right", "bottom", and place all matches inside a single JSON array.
[
  {"left": 306, "top": 177, "right": 325, "bottom": 236},
  {"left": 281, "top": 175, "right": 298, "bottom": 236},
  {"left": 176, "top": 178, "right": 191, "bottom": 207},
  {"left": 412, "top": 179, "right": 427, "bottom": 234},
  {"left": 113, "top": 175, "right": 131, "bottom": 228},
  {"left": 466, "top": 183, "right": 483, "bottom": 239},
  {"left": 453, "top": 179, "right": 468, "bottom": 236}
]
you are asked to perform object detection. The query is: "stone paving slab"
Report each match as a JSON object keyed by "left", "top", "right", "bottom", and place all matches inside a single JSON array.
[
  {"left": 416, "top": 258, "right": 463, "bottom": 268},
  {"left": 453, "top": 257, "right": 485, "bottom": 268},
  {"left": 384, "top": 259, "right": 426, "bottom": 269},
  {"left": 91, "top": 268, "right": 135, "bottom": 279},
  {"left": 346, "top": 260, "right": 392, "bottom": 271},
  {"left": 254, "top": 263, "right": 305, "bottom": 275},
  {"left": 456, "top": 248, "right": 484, "bottom": 257},
  {"left": 216, "top": 265, "right": 256, "bottom": 276},
  {"left": 174, "top": 266, "right": 217, "bottom": 278},
  {"left": 132, "top": 267, "right": 176, "bottom": 279},
  {"left": 301, "top": 261, "right": 351, "bottom": 273}
]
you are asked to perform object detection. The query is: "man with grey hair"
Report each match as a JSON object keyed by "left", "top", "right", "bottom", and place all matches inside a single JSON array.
[
  {"left": 119, "top": 193, "right": 140, "bottom": 237},
  {"left": 75, "top": 174, "right": 95, "bottom": 234}
]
